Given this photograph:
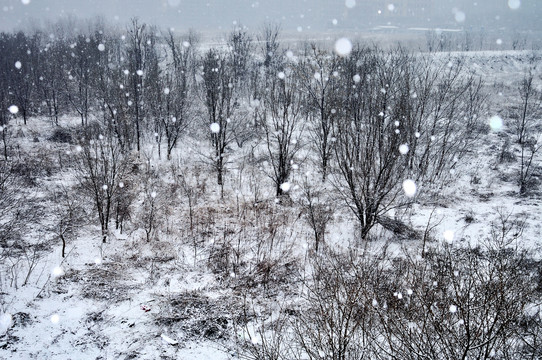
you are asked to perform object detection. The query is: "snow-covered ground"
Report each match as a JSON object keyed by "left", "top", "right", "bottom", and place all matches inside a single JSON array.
[{"left": 1, "top": 49, "right": 541, "bottom": 359}]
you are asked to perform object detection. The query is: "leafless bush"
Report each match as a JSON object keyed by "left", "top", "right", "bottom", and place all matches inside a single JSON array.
[
  {"left": 372, "top": 212, "right": 536, "bottom": 360},
  {"left": 49, "top": 185, "right": 86, "bottom": 257},
  {"left": 238, "top": 213, "right": 539, "bottom": 360},
  {"left": 498, "top": 137, "right": 516, "bottom": 163},
  {"left": 136, "top": 165, "right": 175, "bottom": 242},
  {"left": 300, "top": 181, "right": 334, "bottom": 252},
  {"left": 239, "top": 297, "right": 294, "bottom": 360},
  {"left": 293, "top": 248, "right": 382, "bottom": 360}
]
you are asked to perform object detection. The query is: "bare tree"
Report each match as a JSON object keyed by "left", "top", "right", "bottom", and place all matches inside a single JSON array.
[
  {"left": 519, "top": 135, "right": 541, "bottom": 195},
  {"left": 73, "top": 132, "right": 129, "bottom": 243},
  {"left": 200, "top": 40, "right": 251, "bottom": 194},
  {"left": 158, "top": 30, "right": 197, "bottom": 159},
  {"left": 50, "top": 186, "right": 85, "bottom": 258},
  {"left": 65, "top": 32, "right": 101, "bottom": 126},
  {"left": 259, "top": 23, "right": 282, "bottom": 74},
  {"left": 34, "top": 33, "right": 67, "bottom": 125},
  {"left": 8, "top": 32, "right": 37, "bottom": 125},
  {"left": 333, "top": 47, "right": 410, "bottom": 239},
  {"left": 95, "top": 34, "right": 133, "bottom": 151},
  {"left": 513, "top": 70, "right": 541, "bottom": 145},
  {"left": 126, "top": 18, "right": 149, "bottom": 153},
  {"left": 262, "top": 63, "right": 305, "bottom": 197},
  {"left": 296, "top": 44, "right": 341, "bottom": 181},
  {"left": 334, "top": 48, "right": 485, "bottom": 239},
  {"left": 509, "top": 69, "right": 542, "bottom": 194}
]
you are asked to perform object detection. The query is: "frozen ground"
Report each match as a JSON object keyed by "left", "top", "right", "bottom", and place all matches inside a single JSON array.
[{"left": 1, "top": 49, "right": 541, "bottom": 359}]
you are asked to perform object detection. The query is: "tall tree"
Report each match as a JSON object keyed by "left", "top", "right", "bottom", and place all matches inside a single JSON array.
[
  {"left": 262, "top": 64, "right": 305, "bottom": 197},
  {"left": 297, "top": 44, "right": 341, "bottom": 181}
]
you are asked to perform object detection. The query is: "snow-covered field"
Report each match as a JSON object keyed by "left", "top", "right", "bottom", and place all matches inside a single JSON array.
[{"left": 1, "top": 49, "right": 541, "bottom": 359}]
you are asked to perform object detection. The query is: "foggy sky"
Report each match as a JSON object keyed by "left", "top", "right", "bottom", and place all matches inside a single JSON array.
[{"left": 0, "top": 0, "right": 540, "bottom": 35}]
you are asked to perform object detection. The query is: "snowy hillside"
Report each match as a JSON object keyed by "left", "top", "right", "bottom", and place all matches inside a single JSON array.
[{"left": 1, "top": 22, "right": 542, "bottom": 360}]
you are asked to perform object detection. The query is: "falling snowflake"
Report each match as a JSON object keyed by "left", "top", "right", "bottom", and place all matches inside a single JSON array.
[
  {"left": 335, "top": 38, "right": 352, "bottom": 56},
  {"left": 50, "top": 314, "right": 60, "bottom": 324},
  {"left": 15, "top": 61, "right": 22, "bottom": 69},
  {"left": 399, "top": 144, "right": 409, "bottom": 155},
  {"left": 508, "top": 0, "right": 521, "bottom": 10},
  {"left": 8, "top": 105, "right": 19, "bottom": 114},
  {"left": 277, "top": 71, "right": 285, "bottom": 79},
  {"left": 164, "top": 87, "right": 170, "bottom": 95},
  {"left": 449, "top": 304, "right": 457, "bottom": 313},
  {"left": 402, "top": 179, "right": 417, "bottom": 197},
  {"left": 353, "top": 74, "right": 361, "bottom": 83},
  {"left": 345, "top": 0, "right": 356, "bottom": 9},
  {"left": 136, "top": 70, "right": 144, "bottom": 76},
  {"left": 210, "top": 122, "right": 220, "bottom": 133},
  {"left": 280, "top": 182, "right": 291, "bottom": 192},
  {"left": 98, "top": 43, "right": 105, "bottom": 51},
  {"left": 489, "top": 115, "right": 503, "bottom": 131},
  {"left": 454, "top": 10, "right": 466, "bottom": 23}
]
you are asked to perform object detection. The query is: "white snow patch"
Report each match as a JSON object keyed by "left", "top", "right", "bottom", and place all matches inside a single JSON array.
[{"left": 443, "top": 230, "right": 455, "bottom": 243}]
